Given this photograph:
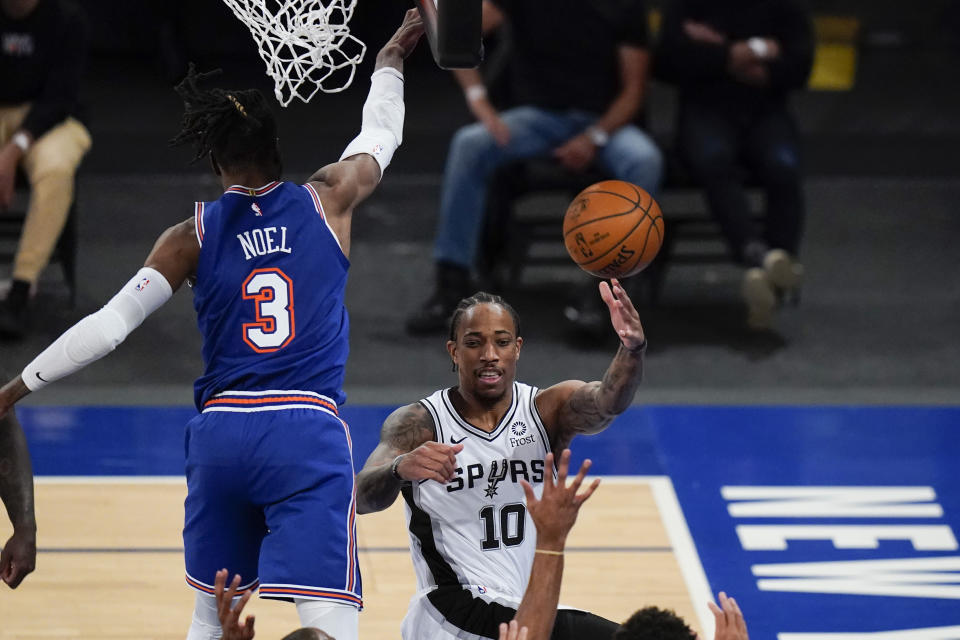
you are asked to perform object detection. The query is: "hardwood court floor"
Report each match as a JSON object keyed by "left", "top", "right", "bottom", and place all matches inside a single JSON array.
[{"left": 0, "top": 478, "right": 702, "bottom": 639}]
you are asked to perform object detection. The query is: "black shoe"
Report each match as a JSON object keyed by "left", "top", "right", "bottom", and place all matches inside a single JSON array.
[
  {"left": 405, "top": 263, "right": 471, "bottom": 336},
  {"left": 0, "top": 299, "right": 26, "bottom": 340}
]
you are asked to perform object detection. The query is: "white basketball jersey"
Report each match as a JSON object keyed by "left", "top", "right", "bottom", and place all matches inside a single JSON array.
[{"left": 401, "top": 382, "right": 554, "bottom": 639}]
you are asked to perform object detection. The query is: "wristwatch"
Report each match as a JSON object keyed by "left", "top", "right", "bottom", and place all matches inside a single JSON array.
[
  {"left": 585, "top": 125, "right": 609, "bottom": 147},
  {"left": 747, "top": 37, "right": 770, "bottom": 59},
  {"left": 11, "top": 131, "right": 30, "bottom": 154}
]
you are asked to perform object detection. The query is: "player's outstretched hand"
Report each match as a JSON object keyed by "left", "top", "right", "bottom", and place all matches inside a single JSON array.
[
  {"left": 708, "top": 592, "right": 749, "bottom": 640},
  {"left": 599, "top": 278, "right": 645, "bottom": 351},
  {"left": 379, "top": 8, "right": 425, "bottom": 63},
  {"left": 215, "top": 569, "right": 255, "bottom": 640},
  {"left": 1, "top": 529, "right": 36, "bottom": 589},
  {"left": 499, "top": 620, "right": 529, "bottom": 640},
  {"left": 394, "top": 441, "right": 464, "bottom": 485},
  {"left": 520, "top": 449, "right": 600, "bottom": 549}
]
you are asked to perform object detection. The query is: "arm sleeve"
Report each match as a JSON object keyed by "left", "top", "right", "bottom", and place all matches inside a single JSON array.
[
  {"left": 21, "top": 3, "right": 90, "bottom": 139},
  {"left": 21, "top": 268, "right": 173, "bottom": 392},
  {"left": 338, "top": 67, "right": 405, "bottom": 179}
]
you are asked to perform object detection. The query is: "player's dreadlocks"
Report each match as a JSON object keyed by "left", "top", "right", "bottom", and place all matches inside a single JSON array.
[
  {"left": 169, "top": 64, "right": 281, "bottom": 177},
  {"left": 448, "top": 292, "right": 521, "bottom": 343}
]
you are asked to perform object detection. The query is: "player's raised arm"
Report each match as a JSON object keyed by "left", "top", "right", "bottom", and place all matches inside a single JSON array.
[
  {"left": 0, "top": 219, "right": 198, "bottom": 411},
  {"left": 537, "top": 279, "right": 646, "bottom": 446},
  {"left": 0, "top": 407, "right": 36, "bottom": 589},
  {"left": 308, "top": 9, "right": 424, "bottom": 239},
  {"left": 355, "top": 402, "right": 462, "bottom": 514},
  {"left": 511, "top": 450, "right": 601, "bottom": 640}
]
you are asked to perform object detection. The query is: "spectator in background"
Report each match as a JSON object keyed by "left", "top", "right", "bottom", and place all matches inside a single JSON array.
[
  {"left": 654, "top": 0, "right": 813, "bottom": 331},
  {"left": 405, "top": 0, "right": 663, "bottom": 337},
  {"left": 0, "top": 0, "right": 91, "bottom": 340}
]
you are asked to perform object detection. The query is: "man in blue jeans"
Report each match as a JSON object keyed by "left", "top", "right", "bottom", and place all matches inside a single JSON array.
[{"left": 406, "top": 0, "right": 663, "bottom": 335}]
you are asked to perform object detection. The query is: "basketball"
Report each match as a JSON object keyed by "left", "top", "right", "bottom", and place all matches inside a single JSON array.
[{"left": 562, "top": 180, "right": 664, "bottom": 279}]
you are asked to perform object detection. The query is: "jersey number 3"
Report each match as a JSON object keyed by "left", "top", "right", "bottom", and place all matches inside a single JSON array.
[{"left": 242, "top": 268, "right": 295, "bottom": 353}]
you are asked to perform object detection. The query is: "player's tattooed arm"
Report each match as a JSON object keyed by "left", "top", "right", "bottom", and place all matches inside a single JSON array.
[
  {"left": 356, "top": 403, "right": 463, "bottom": 514},
  {"left": 539, "top": 280, "right": 645, "bottom": 443},
  {"left": 562, "top": 342, "right": 645, "bottom": 434}
]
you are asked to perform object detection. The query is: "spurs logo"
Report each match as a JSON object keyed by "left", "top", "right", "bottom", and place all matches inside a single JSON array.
[{"left": 484, "top": 458, "right": 509, "bottom": 498}]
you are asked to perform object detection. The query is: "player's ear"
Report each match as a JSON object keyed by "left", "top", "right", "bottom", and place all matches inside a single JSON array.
[
  {"left": 515, "top": 336, "right": 522, "bottom": 355},
  {"left": 446, "top": 339, "right": 458, "bottom": 372}
]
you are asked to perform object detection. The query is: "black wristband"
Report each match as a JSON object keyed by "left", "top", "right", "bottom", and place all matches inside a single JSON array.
[{"left": 390, "top": 455, "right": 406, "bottom": 482}]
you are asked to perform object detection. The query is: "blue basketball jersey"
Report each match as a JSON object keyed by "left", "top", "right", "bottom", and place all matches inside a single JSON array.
[{"left": 191, "top": 181, "right": 350, "bottom": 410}]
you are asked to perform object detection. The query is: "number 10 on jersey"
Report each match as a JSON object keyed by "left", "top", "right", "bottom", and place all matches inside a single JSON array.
[{"left": 242, "top": 267, "right": 296, "bottom": 353}]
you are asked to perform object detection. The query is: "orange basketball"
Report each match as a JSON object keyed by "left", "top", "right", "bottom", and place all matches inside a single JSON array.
[{"left": 562, "top": 180, "right": 664, "bottom": 279}]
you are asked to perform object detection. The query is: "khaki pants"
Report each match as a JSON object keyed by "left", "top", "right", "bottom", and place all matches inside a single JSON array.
[{"left": 0, "top": 104, "right": 91, "bottom": 284}]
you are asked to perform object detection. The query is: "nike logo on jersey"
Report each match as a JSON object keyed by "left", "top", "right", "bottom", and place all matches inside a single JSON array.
[
  {"left": 35, "top": 372, "right": 48, "bottom": 383},
  {"left": 450, "top": 436, "right": 467, "bottom": 444}
]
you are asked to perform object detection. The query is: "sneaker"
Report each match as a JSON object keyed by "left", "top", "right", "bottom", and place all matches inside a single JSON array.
[
  {"left": 0, "top": 299, "right": 26, "bottom": 340},
  {"left": 762, "top": 249, "right": 803, "bottom": 295},
  {"left": 741, "top": 267, "right": 776, "bottom": 331}
]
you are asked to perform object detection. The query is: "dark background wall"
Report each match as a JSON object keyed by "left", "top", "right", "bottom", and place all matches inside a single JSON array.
[{"left": 73, "top": 0, "right": 960, "bottom": 178}]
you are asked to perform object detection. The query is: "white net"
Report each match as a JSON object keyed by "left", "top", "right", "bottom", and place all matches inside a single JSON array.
[{"left": 222, "top": 0, "right": 367, "bottom": 106}]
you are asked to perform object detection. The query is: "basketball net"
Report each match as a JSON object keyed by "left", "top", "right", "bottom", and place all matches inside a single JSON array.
[{"left": 221, "top": 0, "right": 367, "bottom": 106}]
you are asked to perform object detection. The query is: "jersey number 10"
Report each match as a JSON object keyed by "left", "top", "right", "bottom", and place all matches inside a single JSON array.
[{"left": 479, "top": 503, "right": 527, "bottom": 550}]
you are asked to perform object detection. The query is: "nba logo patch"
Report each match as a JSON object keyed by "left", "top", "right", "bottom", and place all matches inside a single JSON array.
[
  {"left": 476, "top": 585, "right": 487, "bottom": 594},
  {"left": 251, "top": 202, "right": 263, "bottom": 216},
  {"left": 135, "top": 277, "right": 150, "bottom": 291},
  {"left": 371, "top": 144, "right": 383, "bottom": 156}
]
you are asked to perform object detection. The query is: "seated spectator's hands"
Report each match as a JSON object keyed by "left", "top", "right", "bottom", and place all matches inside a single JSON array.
[
  {"left": 468, "top": 96, "right": 511, "bottom": 146},
  {"left": 552, "top": 133, "right": 597, "bottom": 172},
  {"left": 708, "top": 592, "right": 749, "bottom": 640},
  {"left": 215, "top": 569, "right": 256, "bottom": 640},
  {"left": 727, "top": 39, "right": 781, "bottom": 86},
  {"left": 683, "top": 20, "right": 726, "bottom": 45}
]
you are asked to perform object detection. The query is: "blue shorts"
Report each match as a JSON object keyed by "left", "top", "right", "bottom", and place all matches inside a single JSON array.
[{"left": 183, "top": 396, "right": 360, "bottom": 608}]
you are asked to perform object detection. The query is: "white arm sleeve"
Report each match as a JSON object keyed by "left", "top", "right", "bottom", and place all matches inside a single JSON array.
[
  {"left": 339, "top": 67, "right": 405, "bottom": 179},
  {"left": 21, "top": 267, "right": 173, "bottom": 391}
]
